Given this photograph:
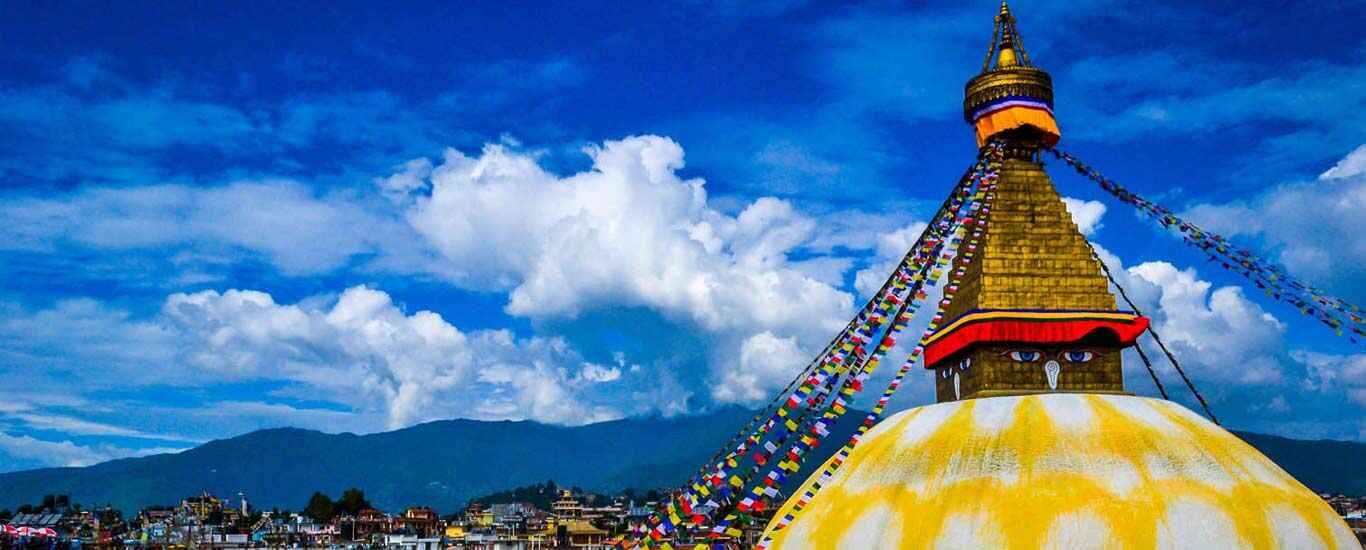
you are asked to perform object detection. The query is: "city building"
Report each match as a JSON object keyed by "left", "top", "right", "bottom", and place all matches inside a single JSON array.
[{"left": 396, "top": 506, "right": 439, "bottom": 537}]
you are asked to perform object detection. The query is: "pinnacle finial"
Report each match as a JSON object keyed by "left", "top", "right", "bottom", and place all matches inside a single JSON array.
[
  {"left": 987, "top": 0, "right": 1029, "bottom": 70},
  {"left": 964, "top": 1, "right": 1059, "bottom": 147}
]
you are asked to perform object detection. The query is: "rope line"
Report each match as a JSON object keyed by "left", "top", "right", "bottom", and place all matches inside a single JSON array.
[
  {"left": 676, "top": 166, "right": 980, "bottom": 504},
  {"left": 1086, "top": 247, "right": 1171, "bottom": 401},
  {"left": 1086, "top": 242, "right": 1215, "bottom": 423},
  {"left": 1047, "top": 147, "right": 1365, "bottom": 345},
  {"left": 695, "top": 159, "right": 982, "bottom": 462},
  {"left": 1147, "top": 323, "right": 1219, "bottom": 425},
  {"left": 691, "top": 156, "right": 991, "bottom": 535},
  {"left": 627, "top": 154, "right": 995, "bottom": 547},
  {"left": 1131, "top": 340, "right": 1169, "bottom": 401},
  {"left": 756, "top": 140, "right": 1006, "bottom": 547}
]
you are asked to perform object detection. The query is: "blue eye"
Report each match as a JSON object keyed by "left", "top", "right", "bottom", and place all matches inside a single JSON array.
[
  {"left": 1007, "top": 351, "right": 1040, "bottom": 362},
  {"left": 1065, "top": 351, "right": 1095, "bottom": 363}
]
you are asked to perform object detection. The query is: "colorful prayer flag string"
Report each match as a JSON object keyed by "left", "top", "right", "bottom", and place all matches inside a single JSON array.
[
  {"left": 1047, "top": 148, "right": 1366, "bottom": 345},
  {"left": 626, "top": 144, "right": 1004, "bottom": 549},
  {"left": 757, "top": 139, "right": 1005, "bottom": 548}
]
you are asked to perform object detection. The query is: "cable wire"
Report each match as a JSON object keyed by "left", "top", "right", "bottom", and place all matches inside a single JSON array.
[{"left": 1087, "top": 245, "right": 1218, "bottom": 424}]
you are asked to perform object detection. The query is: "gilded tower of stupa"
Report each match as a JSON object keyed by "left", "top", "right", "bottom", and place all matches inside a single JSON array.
[
  {"left": 758, "top": 3, "right": 1358, "bottom": 548},
  {"left": 924, "top": 1, "right": 1148, "bottom": 403}
]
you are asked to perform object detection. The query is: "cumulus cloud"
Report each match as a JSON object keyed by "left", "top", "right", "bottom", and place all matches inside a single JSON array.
[
  {"left": 1092, "top": 238, "right": 1289, "bottom": 388},
  {"left": 0, "top": 134, "right": 903, "bottom": 421},
  {"left": 401, "top": 137, "right": 847, "bottom": 330},
  {"left": 712, "top": 332, "right": 809, "bottom": 404},
  {"left": 390, "top": 136, "right": 861, "bottom": 402},
  {"left": 1061, "top": 197, "right": 1106, "bottom": 236},
  {"left": 1294, "top": 351, "right": 1366, "bottom": 407},
  {"left": 852, "top": 221, "right": 928, "bottom": 298},
  {"left": 0, "top": 283, "right": 645, "bottom": 440},
  {"left": 1128, "top": 261, "right": 1286, "bottom": 385},
  {"left": 0, "top": 180, "right": 415, "bottom": 275},
  {"left": 0, "top": 432, "right": 182, "bottom": 469},
  {"left": 161, "top": 285, "right": 624, "bottom": 428},
  {"left": 1319, "top": 144, "right": 1366, "bottom": 180},
  {"left": 1087, "top": 231, "right": 1362, "bottom": 438},
  {"left": 0, "top": 136, "right": 893, "bottom": 414},
  {"left": 1181, "top": 144, "right": 1366, "bottom": 298}
]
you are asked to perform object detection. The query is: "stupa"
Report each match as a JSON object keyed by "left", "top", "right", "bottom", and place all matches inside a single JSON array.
[{"left": 757, "top": 3, "right": 1358, "bottom": 548}]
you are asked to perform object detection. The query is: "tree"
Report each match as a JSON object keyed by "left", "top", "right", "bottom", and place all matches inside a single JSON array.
[
  {"left": 334, "top": 488, "right": 371, "bottom": 517},
  {"left": 303, "top": 492, "right": 334, "bottom": 524}
]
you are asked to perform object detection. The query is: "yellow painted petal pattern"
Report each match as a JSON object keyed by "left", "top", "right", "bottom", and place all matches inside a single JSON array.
[{"left": 762, "top": 394, "right": 1357, "bottom": 549}]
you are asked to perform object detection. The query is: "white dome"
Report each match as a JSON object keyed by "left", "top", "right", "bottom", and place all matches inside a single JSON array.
[{"left": 761, "top": 394, "right": 1357, "bottom": 549}]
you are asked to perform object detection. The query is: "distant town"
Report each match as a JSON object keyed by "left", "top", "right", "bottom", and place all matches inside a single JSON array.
[
  {"left": 0, "top": 481, "right": 795, "bottom": 549},
  {"left": 2, "top": 484, "right": 1364, "bottom": 549}
]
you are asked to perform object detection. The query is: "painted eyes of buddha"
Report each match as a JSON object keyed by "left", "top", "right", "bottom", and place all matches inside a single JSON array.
[{"left": 1003, "top": 350, "right": 1097, "bottom": 363}]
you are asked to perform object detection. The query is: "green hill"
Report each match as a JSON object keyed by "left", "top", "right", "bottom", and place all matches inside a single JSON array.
[
  {"left": 0, "top": 409, "right": 1358, "bottom": 515},
  {"left": 0, "top": 406, "right": 858, "bottom": 514}
]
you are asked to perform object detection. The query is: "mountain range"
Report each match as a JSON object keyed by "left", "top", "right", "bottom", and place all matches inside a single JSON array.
[{"left": 0, "top": 407, "right": 1360, "bottom": 514}]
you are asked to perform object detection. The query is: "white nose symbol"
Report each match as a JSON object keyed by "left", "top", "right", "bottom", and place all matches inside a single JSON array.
[
  {"left": 1044, "top": 360, "right": 1061, "bottom": 390},
  {"left": 953, "top": 372, "right": 961, "bottom": 400}
]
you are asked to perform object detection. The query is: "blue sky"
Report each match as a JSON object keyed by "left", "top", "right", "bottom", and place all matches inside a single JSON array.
[{"left": 1, "top": 0, "right": 1364, "bottom": 471}]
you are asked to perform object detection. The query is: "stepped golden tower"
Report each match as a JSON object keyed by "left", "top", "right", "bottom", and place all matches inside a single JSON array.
[
  {"left": 757, "top": 3, "right": 1357, "bottom": 548},
  {"left": 925, "top": 0, "right": 1146, "bottom": 403}
]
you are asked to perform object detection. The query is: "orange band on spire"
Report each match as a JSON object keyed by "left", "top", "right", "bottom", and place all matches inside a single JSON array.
[{"left": 973, "top": 105, "right": 1061, "bottom": 147}]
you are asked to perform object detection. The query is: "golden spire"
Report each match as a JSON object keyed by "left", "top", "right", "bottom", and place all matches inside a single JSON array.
[
  {"left": 963, "top": 1, "right": 1059, "bottom": 147},
  {"left": 983, "top": 1, "right": 1031, "bottom": 71},
  {"left": 928, "top": 2, "right": 1134, "bottom": 402}
]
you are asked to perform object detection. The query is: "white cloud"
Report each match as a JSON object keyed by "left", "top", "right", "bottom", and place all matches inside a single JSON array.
[
  {"left": 161, "top": 285, "right": 625, "bottom": 428},
  {"left": 1, "top": 284, "right": 645, "bottom": 434},
  {"left": 403, "top": 137, "right": 848, "bottom": 332},
  {"left": 1061, "top": 197, "right": 1106, "bottom": 236},
  {"left": 0, "top": 136, "right": 905, "bottom": 414},
  {"left": 0, "top": 180, "right": 415, "bottom": 275},
  {"left": 8, "top": 411, "right": 199, "bottom": 443},
  {"left": 853, "top": 221, "right": 928, "bottom": 298},
  {"left": 1181, "top": 144, "right": 1366, "bottom": 296},
  {"left": 0, "top": 432, "right": 183, "bottom": 468},
  {"left": 393, "top": 136, "right": 860, "bottom": 397},
  {"left": 1320, "top": 144, "right": 1366, "bottom": 180},
  {"left": 713, "top": 331, "right": 809, "bottom": 405},
  {"left": 376, "top": 158, "right": 435, "bottom": 203},
  {"left": 1128, "top": 261, "right": 1286, "bottom": 385},
  {"left": 0, "top": 135, "right": 917, "bottom": 435},
  {"left": 579, "top": 363, "right": 622, "bottom": 383},
  {"left": 1293, "top": 351, "right": 1366, "bottom": 407},
  {"left": 1094, "top": 242, "right": 1289, "bottom": 389},
  {"left": 0, "top": 298, "right": 178, "bottom": 386}
]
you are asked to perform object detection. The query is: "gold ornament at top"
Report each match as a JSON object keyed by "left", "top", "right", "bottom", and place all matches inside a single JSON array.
[{"left": 963, "top": 1, "right": 1054, "bottom": 124}]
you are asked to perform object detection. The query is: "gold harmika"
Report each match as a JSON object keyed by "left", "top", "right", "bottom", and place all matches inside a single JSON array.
[{"left": 932, "top": 158, "right": 1124, "bottom": 401}]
